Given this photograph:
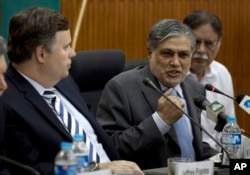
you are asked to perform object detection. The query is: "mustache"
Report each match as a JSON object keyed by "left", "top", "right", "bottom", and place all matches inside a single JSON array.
[{"left": 192, "top": 53, "right": 208, "bottom": 60}]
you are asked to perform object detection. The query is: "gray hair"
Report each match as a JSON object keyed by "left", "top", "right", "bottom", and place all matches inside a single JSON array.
[
  {"left": 147, "top": 19, "right": 196, "bottom": 51},
  {"left": 0, "top": 36, "right": 7, "bottom": 54}
]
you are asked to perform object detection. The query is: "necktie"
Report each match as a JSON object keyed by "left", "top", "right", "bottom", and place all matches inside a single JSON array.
[
  {"left": 172, "top": 89, "right": 195, "bottom": 161},
  {"left": 43, "top": 90, "right": 100, "bottom": 162}
]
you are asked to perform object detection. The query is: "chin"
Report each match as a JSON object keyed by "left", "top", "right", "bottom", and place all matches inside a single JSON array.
[{"left": 62, "top": 71, "right": 69, "bottom": 78}]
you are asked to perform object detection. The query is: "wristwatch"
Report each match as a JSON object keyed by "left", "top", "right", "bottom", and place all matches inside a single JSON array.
[{"left": 88, "top": 161, "right": 99, "bottom": 171}]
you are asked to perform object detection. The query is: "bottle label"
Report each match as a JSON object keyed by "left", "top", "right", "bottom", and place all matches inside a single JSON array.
[
  {"left": 76, "top": 155, "right": 89, "bottom": 170},
  {"left": 54, "top": 165, "right": 77, "bottom": 175},
  {"left": 222, "top": 133, "right": 241, "bottom": 145}
]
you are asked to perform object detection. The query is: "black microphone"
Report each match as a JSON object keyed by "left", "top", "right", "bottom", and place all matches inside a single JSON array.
[
  {"left": 205, "top": 84, "right": 236, "bottom": 100},
  {"left": 0, "top": 155, "right": 40, "bottom": 175},
  {"left": 205, "top": 84, "right": 250, "bottom": 116},
  {"left": 194, "top": 95, "right": 250, "bottom": 138},
  {"left": 143, "top": 77, "right": 230, "bottom": 159},
  {"left": 193, "top": 96, "right": 228, "bottom": 132}
]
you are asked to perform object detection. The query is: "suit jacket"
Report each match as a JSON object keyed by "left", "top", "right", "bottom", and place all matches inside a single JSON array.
[
  {"left": 0, "top": 64, "right": 120, "bottom": 175},
  {"left": 97, "top": 65, "right": 217, "bottom": 170}
]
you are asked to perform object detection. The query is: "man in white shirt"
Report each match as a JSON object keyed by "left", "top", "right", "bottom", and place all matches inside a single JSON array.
[{"left": 183, "top": 10, "right": 235, "bottom": 151}]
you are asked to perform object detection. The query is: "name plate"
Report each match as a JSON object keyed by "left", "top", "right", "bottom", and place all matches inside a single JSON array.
[
  {"left": 175, "top": 160, "right": 214, "bottom": 175},
  {"left": 78, "top": 169, "right": 112, "bottom": 175}
]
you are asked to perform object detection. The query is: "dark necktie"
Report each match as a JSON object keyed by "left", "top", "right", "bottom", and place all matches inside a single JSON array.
[{"left": 43, "top": 90, "right": 100, "bottom": 162}]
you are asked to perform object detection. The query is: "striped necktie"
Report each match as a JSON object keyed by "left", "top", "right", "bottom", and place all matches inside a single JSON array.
[
  {"left": 172, "top": 89, "right": 195, "bottom": 161},
  {"left": 43, "top": 90, "right": 100, "bottom": 162}
]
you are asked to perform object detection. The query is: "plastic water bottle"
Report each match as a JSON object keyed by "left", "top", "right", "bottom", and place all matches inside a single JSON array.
[
  {"left": 54, "top": 142, "right": 77, "bottom": 175},
  {"left": 221, "top": 116, "right": 242, "bottom": 166},
  {"left": 72, "top": 134, "right": 89, "bottom": 173}
]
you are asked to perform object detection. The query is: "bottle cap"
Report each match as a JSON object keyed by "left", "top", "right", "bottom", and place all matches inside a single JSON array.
[
  {"left": 226, "top": 116, "right": 236, "bottom": 122},
  {"left": 61, "top": 142, "right": 73, "bottom": 149},
  {"left": 73, "top": 134, "right": 85, "bottom": 141}
]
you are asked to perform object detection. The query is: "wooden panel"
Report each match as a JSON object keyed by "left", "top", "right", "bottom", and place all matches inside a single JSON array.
[{"left": 61, "top": 0, "right": 250, "bottom": 132}]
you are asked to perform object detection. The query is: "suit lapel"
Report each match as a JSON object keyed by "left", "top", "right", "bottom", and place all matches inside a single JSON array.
[
  {"left": 181, "top": 75, "right": 203, "bottom": 154},
  {"left": 55, "top": 77, "right": 95, "bottom": 123},
  {"left": 55, "top": 76, "right": 102, "bottom": 137},
  {"left": 140, "top": 66, "right": 179, "bottom": 144},
  {"left": 6, "top": 65, "right": 72, "bottom": 139},
  {"left": 140, "top": 65, "right": 161, "bottom": 112},
  {"left": 181, "top": 75, "right": 201, "bottom": 130}
]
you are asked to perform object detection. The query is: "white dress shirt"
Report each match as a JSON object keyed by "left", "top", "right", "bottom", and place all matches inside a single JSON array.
[
  {"left": 19, "top": 73, "right": 110, "bottom": 162},
  {"left": 190, "top": 60, "right": 235, "bottom": 151}
]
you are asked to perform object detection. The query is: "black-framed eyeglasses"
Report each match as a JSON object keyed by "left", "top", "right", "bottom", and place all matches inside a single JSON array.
[{"left": 196, "top": 39, "right": 219, "bottom": 49}]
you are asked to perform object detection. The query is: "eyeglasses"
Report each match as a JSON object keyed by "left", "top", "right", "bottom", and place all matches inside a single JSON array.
[{"left": 196, "top": 39, "right": 219, "bottom": 49}]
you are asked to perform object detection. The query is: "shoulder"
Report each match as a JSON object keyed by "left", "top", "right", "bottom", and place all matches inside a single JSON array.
[
  {"left": 211, "top": 61, "right": 231, "bottom": 75},
  {"left": 110, "top": 66, "right": 146, "bottom": 85},
  {"left": 183, "top": 74, "right": 205, "bottom": 92}
]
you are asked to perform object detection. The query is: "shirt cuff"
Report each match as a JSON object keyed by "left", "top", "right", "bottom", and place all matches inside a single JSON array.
[{"left": 152, "top": 111, "right": 171, "bottom": 135}]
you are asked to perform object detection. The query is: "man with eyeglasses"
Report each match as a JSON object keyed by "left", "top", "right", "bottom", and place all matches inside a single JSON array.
[{"left": 183, "top": 10, "right": 235, "bottom": 151}]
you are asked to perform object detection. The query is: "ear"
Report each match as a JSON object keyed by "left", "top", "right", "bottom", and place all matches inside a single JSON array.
[
  {"left": 35, "top": 45, "right": 46, "bottom": 63},
  {"left": 217, "top": 39, "right": 222, "bottom": 49},
  {"left": 147, "top": 46, "right": 152, "bottom": 60}
]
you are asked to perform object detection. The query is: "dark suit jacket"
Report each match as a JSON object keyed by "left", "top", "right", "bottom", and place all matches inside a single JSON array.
[
  {"left": 0, "top": 99, "right": 10, "bottom": 175},
  {"left": 0, "top": 64, "right": 119, "bottom": 175},
  {"left": 97, "top": 65, "right": 217, "bottom": 170}
]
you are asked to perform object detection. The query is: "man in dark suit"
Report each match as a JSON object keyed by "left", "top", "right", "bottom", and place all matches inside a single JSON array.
[
  {"left": 0, "top": 36, "right": 10, "bottom": 175},
  {"left": 0, "top": 7, "right": 143, "bottom": 175},
  {"left": 96, "top": 19, "right": 218, "bottom": 170}
]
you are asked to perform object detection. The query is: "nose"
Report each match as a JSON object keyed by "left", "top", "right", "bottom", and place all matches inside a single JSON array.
[
  {"left": 69, "top": 47, "right": 76, "bottom": 59},
  {"left": 196, "top": 42, "right": 206, "bottom": 53},
  {"left": 170, "top": 55, "right": 180, "bottom": 66}
]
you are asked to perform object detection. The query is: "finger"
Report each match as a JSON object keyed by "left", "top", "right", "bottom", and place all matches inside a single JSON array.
[{"left": 163, "top": 88, "right": 173, "bottom": 96}]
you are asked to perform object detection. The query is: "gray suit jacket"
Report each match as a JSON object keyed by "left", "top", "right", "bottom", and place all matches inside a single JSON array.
[{"left": 97, "top": 65, "right": 217, "bottom": 170}]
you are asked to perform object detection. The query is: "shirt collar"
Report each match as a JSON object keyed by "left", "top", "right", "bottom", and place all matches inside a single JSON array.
[
  {"left": 158, "top": 81, "right": 183, "bottom": 98},
  {"left": 17, "top": 71, "right": 55, "bottom": 95}
]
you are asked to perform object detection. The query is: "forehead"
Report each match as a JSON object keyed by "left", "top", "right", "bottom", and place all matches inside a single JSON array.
[
  {"left": 192, "top": 23, "right": 218, "bottom": 39},
  {"left": 157, "top": 34, "right": 192, "bottom": 52},
  {"left": 54, "top": 30, "right": 71, "bottom": 44}
]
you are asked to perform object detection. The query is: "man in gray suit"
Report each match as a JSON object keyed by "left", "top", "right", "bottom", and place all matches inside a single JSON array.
[{"left": 96, "top": 19, "right": 217, "bottom": 170}]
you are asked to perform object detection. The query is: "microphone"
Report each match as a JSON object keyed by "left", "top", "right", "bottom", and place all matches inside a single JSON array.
[
  {"left": 205, "top": 84, "right": 250, "bottom": 116},
  {"left": 205, "top": 84, "right": 236, "bottom": 100},
  {"left": 143, "top": 77, "right": 230, "bottom": 159},
  {"left": 194, "top": 95, "right": 250, "bottom": 138},
  {"left": 193, "top": 96, "right": 228, "bottom": 132},
  {"left": 0, "top": 155, "right": 40, "bottom": 175},
  {"left": 236, "top": 94, "right": 250, "bottom": 115}
]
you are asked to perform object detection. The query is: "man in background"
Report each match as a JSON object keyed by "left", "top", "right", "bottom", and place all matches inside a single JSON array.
[
  {"left": 183, "top": 10, "right": 235, "bottom": 151},
  {"left": 97, "top": 19, "right": 217, "bottom": 170},
  {"left": 0, "top": 36, "right": 7, "bottom": 95},
  {"left": 0, "top": 36, "right": 9, "bottom": 175}
]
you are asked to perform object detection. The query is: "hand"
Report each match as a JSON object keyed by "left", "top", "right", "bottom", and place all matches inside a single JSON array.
[
  {"left": 157, "top": 88, "right": 184, "bottom": 125},
  {"left": 99, "top": 160, "right": 145, "bottom": 175}
]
